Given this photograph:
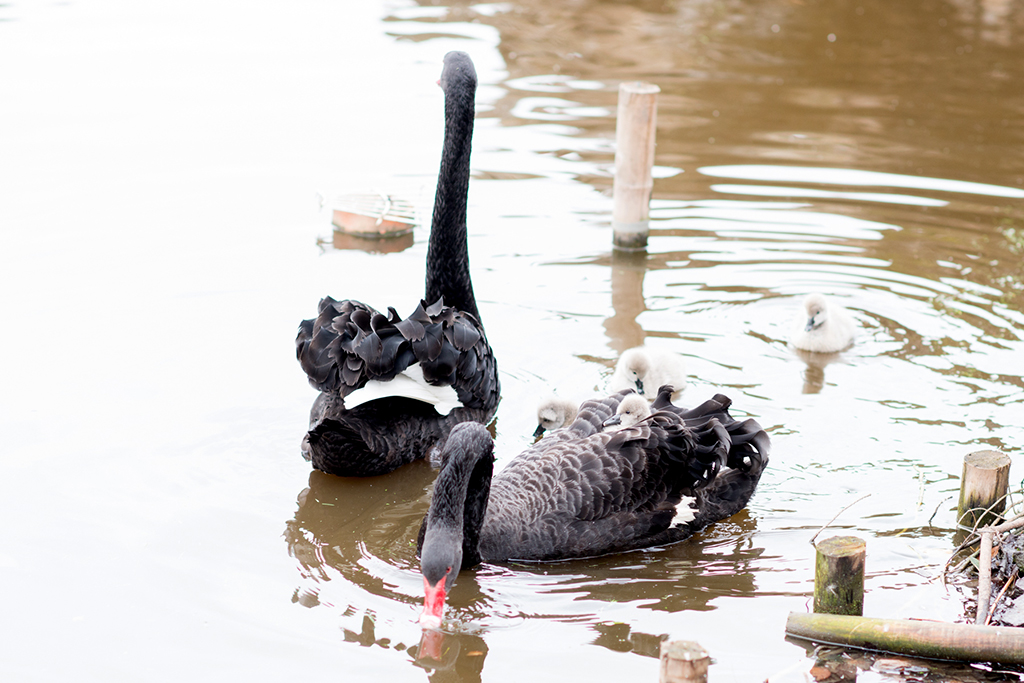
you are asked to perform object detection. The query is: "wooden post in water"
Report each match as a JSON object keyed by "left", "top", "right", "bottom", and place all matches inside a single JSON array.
[
  {"left": 612, "top": 82, "right": 659, "bottom": 251},
  {"left": 955, "top": 450, "right": 1011, "bottom": 544},
  {"left": 659, "top": 640, "right": 709, "bottom": 683},
  {"left": 813, "top": 535, "right": 865, "bottom": 616}
]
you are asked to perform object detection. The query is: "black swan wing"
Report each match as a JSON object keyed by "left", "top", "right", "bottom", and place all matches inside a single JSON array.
[
  {"left": 296, "top": 297, "right": 380, "bottom": 393},
  {"left": 296, "top": 296, "right": 499, "bottom": 411}
]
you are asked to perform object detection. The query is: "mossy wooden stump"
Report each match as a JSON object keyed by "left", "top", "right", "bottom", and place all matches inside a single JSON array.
[
  {"left": 955, "top": 450, "right": 1011, "bottom": 544},
  {"left": 814, "top": 535, "right": 865, "bottom": 616}
]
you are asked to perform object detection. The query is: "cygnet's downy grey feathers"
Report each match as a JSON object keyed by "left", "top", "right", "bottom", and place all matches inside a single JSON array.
[
  {"left": 609, "top": 346, "right": 688, "bottom": 398},
  {"left": 533, "top": 395, "right": 579, "bottom": 437},
  {"left": 601, "top": 392, "right": 651, "bottom": 430}
]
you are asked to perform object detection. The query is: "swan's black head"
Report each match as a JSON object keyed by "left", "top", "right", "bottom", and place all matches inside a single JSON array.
[
  {"left": 440, "top": 51, "right": 477, "bottom": 94},
  {"left": 418, "top": 421, "right": 493, "bottom": 629},
  {"left": 419, "top": 525, "right": 462, "bottom": 630}
]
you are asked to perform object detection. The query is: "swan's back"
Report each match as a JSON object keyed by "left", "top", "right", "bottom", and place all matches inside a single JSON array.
[{"left": 478, "top": 390, "right": 768, "bottom": 561}]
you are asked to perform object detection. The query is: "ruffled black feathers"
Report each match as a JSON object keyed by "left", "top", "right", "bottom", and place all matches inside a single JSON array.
[{"left": 296, "top": 296, "right": 499, "bottom": 411}]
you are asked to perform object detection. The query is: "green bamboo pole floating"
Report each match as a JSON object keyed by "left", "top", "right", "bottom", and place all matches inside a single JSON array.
[
  {"left": 612, "top": 82, "right": 659, "bottom": 251},
  {"left": 813, "top": 536, "right": 865, "bottom": 616},
  {"left": 659, "top": 641, "right": 709, "bottom": 683},
  {"left": 955, "top": 450, "right": 1011, "bottom": 545},
  {"left": 786, "top": 612, "right": 1024, "bottom": 664}
]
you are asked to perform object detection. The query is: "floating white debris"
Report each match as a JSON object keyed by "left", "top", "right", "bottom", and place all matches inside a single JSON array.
[{"left": 331, "top": 191, "right": 419, "bottom": 238}]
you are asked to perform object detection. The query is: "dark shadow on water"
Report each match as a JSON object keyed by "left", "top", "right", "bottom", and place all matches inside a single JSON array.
[
  {"left": 284, "top": 463, "right": 434, "bottom": 591},
  {"left": 786, "top": 636, "right": 1024, "bottom": 682},
  {"left": 335, "top": 611, "right": 491, "bottom": 683},
  {"left": 590, "top": 622, "right": 667, "bottom": 658},
  {"left": 283, "top": 442, "right": 767, "bottom": 679},
  {"left": 497, "top": 509, "right": 764, "bottom": 614},
  {"left": 410, "top": 630, "right": 489, "bottom": 683},
  {"left": 322, "top": 228, "right": 416, "bottom": 254}
]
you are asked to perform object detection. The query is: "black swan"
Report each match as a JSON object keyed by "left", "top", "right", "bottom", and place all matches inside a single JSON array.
[
  {"left": 295, "top": 51, "right": 500, "bottom": 477},
  {"left": 416, "top": 388, "right": 770, "bottom": 628}
]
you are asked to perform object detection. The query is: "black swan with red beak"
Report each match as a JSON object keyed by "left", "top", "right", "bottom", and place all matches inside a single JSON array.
[
  {"left": 296, "top": 51, "right": 500, "bottom": 477},
  {"left": 416, "top": 388, "right": 770, "bottom": 628}
]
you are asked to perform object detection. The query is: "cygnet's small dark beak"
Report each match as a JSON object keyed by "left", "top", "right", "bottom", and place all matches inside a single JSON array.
[
  {"left": 532, "top": 424, "right": 546, "bottom": 438},
  {"left": 603, "top": 414, "right": 623, "bottom": 428},
  {"left": 635, "top": 379, "right": 645, "bottom": 395},
  {"left": 805, "top": 316, "right": 816, "bottom": 332}
]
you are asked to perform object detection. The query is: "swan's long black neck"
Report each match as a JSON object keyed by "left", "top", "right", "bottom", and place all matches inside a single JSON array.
[
  {"left": 422, "top": 423, "right": 493, "bottom": 575},
  {"left": 425, "top": 55, "right": 480, "bottom": 322}
]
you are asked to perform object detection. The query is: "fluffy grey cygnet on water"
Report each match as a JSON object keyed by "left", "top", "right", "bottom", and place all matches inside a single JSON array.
[
  {"left": 609, "top": 346, "right": 688, "bottom": 399},
  {"left": 790, "top": 293, "right": 855, "bottom": 353}
]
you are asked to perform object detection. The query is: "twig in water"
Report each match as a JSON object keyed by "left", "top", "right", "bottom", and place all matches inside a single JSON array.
[
  {"left": 809, "top": 494, "right": 871, "bottom": 546},
  {"left": 957, "top": 491, "right": 1016, "bottom": 538},
  {"left": 979, "top": 513, "right": 1024, "bottom": 535},
  {"left": 986, "top": 565, "right": 1019, "bottom": 627},
  {"left": 941, "top": 533, "right": 983, "bottom": 587},
  {"left": 928, "top": 496, "right": 953, "bottom": 527},
  {"left": 976, "top": 532, "right": 994, "bottom": 625}
]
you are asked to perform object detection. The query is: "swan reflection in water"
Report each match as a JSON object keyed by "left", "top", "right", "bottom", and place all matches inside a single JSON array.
[
  {"left": 283, "top": 463, "right": 763, "bottom": 677},
  {"left": 792, "top": 347, "right": 847, "bottom": 394},
  {"left": 283, "top": 463, "right": 495, "bottom": 680}
]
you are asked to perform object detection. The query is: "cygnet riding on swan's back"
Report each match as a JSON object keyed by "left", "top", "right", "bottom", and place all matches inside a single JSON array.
[
  {"left": 602, "top": 392, "right": 651, "bottom": 429},
  {"left": 295, "top": 52, "right": 500, "bottom": 477},
  {"left": 533, "top": 395, "right": 579, "bottom": 437},
  {"left": 609, "top": 346, "right": 688, "bottom": 399},
  {"left": 790, "top": 293, "right": 855, "bottom": 353},
  {"left": 416, "top": 388, "right": 770, "bottom": 629}
]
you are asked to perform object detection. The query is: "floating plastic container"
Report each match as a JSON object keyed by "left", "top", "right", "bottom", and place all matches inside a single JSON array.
[{"left": 331, "top": 192, "right": 417, "bottom": 238}]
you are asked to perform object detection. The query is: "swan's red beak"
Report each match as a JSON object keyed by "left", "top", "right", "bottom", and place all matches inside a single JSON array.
[{"left": 419, "top": 575, "right": 447, "bottom": 629}]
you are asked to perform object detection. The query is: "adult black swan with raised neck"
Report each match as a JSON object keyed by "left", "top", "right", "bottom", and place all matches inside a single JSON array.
[
  {"left": 416, "top": 389, "right": 770, "bottom": 628},
  {"left": 296, "top": 51, "right": 500, "bottom": 477}
]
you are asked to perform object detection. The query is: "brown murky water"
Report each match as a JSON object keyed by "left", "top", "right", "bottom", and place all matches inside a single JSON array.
[{"left": 2, "top": 0, "right": 1023, "bottom": 680}]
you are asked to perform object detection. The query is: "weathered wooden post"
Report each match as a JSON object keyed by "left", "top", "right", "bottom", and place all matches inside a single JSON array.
[
  {"left": 813, "top": 535, "right": 865, "bottom": 616},
  {"left": 955, "top": 450, "right": 1011, "bottom": 544},
  {"left": 612, "top": 82, "right": 659, "bottom": 250},
  {"left": 659, "top": 640, "right": 709, "bottom": 683}
]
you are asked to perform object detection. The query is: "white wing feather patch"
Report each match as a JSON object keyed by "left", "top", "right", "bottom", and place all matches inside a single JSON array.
[{"left": 343, "top": 364, "right": 463, "bottom": 415}]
